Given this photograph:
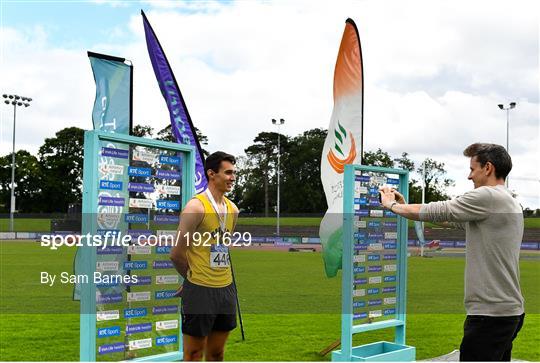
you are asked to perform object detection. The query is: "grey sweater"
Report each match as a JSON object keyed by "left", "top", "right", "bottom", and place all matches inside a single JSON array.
[{"left": 419, "top": 185, "right": 524, "bottom": 316}]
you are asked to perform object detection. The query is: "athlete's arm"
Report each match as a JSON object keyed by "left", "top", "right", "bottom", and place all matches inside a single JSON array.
[
  {"left": 230, "top": 201, "right": 240, "bottom": 231},
  {"left": 170, "top": 198, "right": 204, "bottom": 279}
]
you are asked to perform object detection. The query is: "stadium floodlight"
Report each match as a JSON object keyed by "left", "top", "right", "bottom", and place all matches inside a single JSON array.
[
  {"left": 498, "top": 102, "right": 517, "bottom": 188},
  {"left": 2, "top": 93, "right": 33, "bottom": 232},
  {"left": 270, "top": 118, "right": 285, "bottom": 236}
]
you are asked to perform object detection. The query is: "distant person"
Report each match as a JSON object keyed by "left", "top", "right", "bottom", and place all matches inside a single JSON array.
[
  {"left": 170, "top": 151, "right": 239, "bottom": 361},
  {"left": 379, "top": 143, "right": 524, "bottom": 361}
]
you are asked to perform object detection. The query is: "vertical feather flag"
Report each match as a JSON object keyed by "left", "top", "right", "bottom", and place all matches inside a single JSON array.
[
  {"left": 141, "top": 10, "right": 207, "bottom": 193},
  {"left": 320, "top": 19, "right": 364, "bottom": 278}
]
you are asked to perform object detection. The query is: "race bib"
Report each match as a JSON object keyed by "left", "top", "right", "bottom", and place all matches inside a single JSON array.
[{"left": 210, "top": 244, "right": 230, "bottom": 268}]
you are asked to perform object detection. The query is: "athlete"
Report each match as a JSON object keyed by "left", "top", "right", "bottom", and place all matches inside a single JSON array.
[
  {"left": 170, "top": 151, "right": 239, "bottom": 361},
  {"left": 379, "top": 143, "right": 524, "bottom": 361}
]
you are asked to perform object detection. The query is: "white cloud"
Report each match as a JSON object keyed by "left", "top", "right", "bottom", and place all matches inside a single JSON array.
[{"left": 1, "top": 0, "right": 538, "bottom": 207}]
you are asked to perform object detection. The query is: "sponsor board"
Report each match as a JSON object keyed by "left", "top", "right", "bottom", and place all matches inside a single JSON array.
[
  {"left": 369, "top": 276, "right": 382, "bottom": 284},
  {"left": 156, "top": 335, "right": 178, "bottom": 346},
  {"left": 159, "top": 155, "right": 181, "bottom": 165},
  {"left": 367, "top": 243, "right": 383, "bottom": 251},
  {"left": 384, "top": 297, "right": 397, "bottom": 305},
  {"left": 384, "top": 275, "right": 397, "bottom": 282},
  {"left": 128, "top": 182, "right": 155, "bottom": 193},
  {"left": 156, "top": 319, "right": 179, "bottom": 331},
  {"left": 132, "top": 149, "right": 157, "bottom": 164},
  {"left": 156, "top": 275, "right": 179, "bottom": 285},
  {"left": 368, "top": 299, "right": 382, "bottom": 306},
  {"left": 383, "top": 286, "right": 397, "bottom": 293},
  {"left": 100, "top": 164, "right": 124, "bottom": 175},
  {"left": 384, "top": 264, "right": 397, "bottom": 272},
  {"left": 368, "top": 265, "right": 382, "bottom": 272},
  {"left": 387, "top": 178, "right": 399, "bottom": 185},
  {"left": 155, "top": 169, "right": 181, "bottom": 180},
  {"left": 384, "top": 232, "right": 398, "bottom": 239},
  {"left": 355, "top": 220, "right": 367, "bottom": 228},
  {"left": 154, "top": 214, "right": 179, "bottom": 224},
  {"left": 384, "top": 308, "right": 396, "bottom": 315},
  {"left": 129, "top": 338, "right": 152, "bottom": 351},
  {"left": 156, "top": 246, "right": 172, "bottom": 254},
  {"left": 97, "top": 326, "right": 120, "bottom": 338},
  {"left": 367, "top": 254, "right": 380, "bottom": 261},
  {"left": 156, "top": 184, "right": 181, "bottom": 195},
  {"left": 97, "top": 246, "right": 124, "bottom": 255},
  {"left": 96, "top": 261, "right": 119, "bottom": 272},
  {"left": 355, "top": 175, "right": 370, "bottom": 182},
  {"left": 353, "top": 289, "right": 366, "bottom": 297},
  {"left": 123, "top": 261, "right": 148, "bottom": 270},
  {"left": 125, "top": 214, "right": 148, "bottom": 223},
  {"left": 98, "top": 342, "right": 124, "bottom": 355},
  {"left": 383, "top": 242, "right": 397, "bottom": 250},
  {"left": 128, "top": 166, "right": 152, "bottom": 177},
  {"left": 124, "top": 307, "right": 147, "bottom": 318},
  {"left": 370, "top": 210, "right": 384, "bottom": 218},
  {"left": 383, "top": 254, "right": 397, "bottom": 260},
  {"left": 383, "top": 221, "right": 397, "bottom": 228},
  {"left": 354, "top": 278, "right": 367, "bottom": 285},
  {"left": 96, "top": 293, "right": 123, "bottom": 304},
  {"left": 369, "top": 310, "right": 382, "bottom": 318},
  {"left": 354, "top": 312, "right": 368, "bottom": 320},
  {"left": 153, "top": 260, "right": 174, "bottom": 269},
  {"left": 353, "top": 266, "right": 365, "bottom": 273},
  {"left": 102, "top": 147, "right": 129, "bottom": 159},
  {"left": 367, "top": 288, "right": 380, "bottom": 295},
  {"left": 155, "top": 290, "right": 177, "bottom": 300},
  {"left": 126, "top": 276, "right": 152, "bottom": 286},
  {"left": 152, "top": 305, "right": 179, "bottom": 315},
  {"left": 127, "top": 292, "right": 151, "bottom": 302},
  {"left": 129, "top": 198, "right": 153, "bottom": 209},
  {"left": 98, "top": 196, "right": 125, "bottom": 207},
  {"left": 353, "top": 301, "right": 366, "bottom": 308},
  {"left": 97, "top": 310, "right": 120, "bottom": 321},
  {"left": 99, "top": 180, "right": 123, "bottom": 190},
  {"left": 157, "top": 200, "right": 180, "bottom": 210},
  {"left": 353, "top": 254, "right": 366, "bottom": 263},
  {"left": 127, "top": 245, "right": 152, "bottom": 255},
  {"left": 356, "top": 209, "right": 369, "bottom": 216},
  {"left": 126, "top": 322, "right": 152, "bottom": 335}
]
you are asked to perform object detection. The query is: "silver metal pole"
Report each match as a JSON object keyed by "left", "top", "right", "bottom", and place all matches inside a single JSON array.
[
  {"left": 420, "top": 160, "right": 426, "bottom": 257},
  {"left": 277, "top": 123, "right": 281, "bottom": 237},
  {"left": 506, "top": 108, "right": 510, "bottom": 188},
  {"left": 10, "top": 103, "right": 17, "bottom": 232}
]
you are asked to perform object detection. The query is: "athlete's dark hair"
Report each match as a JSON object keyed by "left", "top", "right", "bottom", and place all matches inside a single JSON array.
[
  {"left": 463, "top": 143, "right": 512, "bottom": 180},
  {"left": 204, "top": 151, "right": 236, "bottom": 177}
]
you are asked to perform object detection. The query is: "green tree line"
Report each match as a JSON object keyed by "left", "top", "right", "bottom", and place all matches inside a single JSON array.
[{"left": 0, "top": 125, "right": 454, "bottom": 214}]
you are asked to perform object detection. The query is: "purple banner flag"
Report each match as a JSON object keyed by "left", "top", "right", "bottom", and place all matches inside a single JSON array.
[{"left": 142, "top": 10, "right": 207, "bottom": 193}]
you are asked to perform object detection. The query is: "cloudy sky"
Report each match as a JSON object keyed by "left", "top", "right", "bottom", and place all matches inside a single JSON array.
[{"left": 1, "top": 0, "right": 539, "bottom": 208}]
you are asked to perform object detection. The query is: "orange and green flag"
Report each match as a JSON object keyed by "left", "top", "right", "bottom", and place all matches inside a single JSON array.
[{"left": 320, "top": 18, "right": 364, "bottom": 277}]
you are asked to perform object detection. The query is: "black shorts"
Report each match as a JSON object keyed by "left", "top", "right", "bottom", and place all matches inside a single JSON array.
[
  {"left": 459, "top": 313, "right": 525, "bottom": 361},
  {"left": 181, "top": 279, "right": 237, "bottom": 337}
]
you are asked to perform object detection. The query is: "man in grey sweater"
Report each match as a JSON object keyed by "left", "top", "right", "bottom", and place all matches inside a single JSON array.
[{"left": 379, "top": 143, "right": 524, "bottom": 361}]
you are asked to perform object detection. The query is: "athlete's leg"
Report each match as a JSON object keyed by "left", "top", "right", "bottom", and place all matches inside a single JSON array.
[
  {"left": 183, "top": 334, "right": 206, "bottom": 361},
  {"left": 205, "top": 330, "right": 230, "bottom": 361}
]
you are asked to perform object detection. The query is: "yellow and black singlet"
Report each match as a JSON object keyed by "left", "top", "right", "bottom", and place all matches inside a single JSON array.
[{"left": 185, "top": 191, "right": 234, "bottom": 287}]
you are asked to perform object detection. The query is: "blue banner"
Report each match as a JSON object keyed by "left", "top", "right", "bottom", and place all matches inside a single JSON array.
[
  {"left": 88, "top": 52, "right": 132, "bottom": 134},
  {"left": 141, "top": 10, "right": 207, "bottom": 193}
]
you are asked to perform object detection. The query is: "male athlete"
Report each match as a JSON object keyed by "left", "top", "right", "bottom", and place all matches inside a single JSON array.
[
  {"left": 379, "top": 143, "right": 524, "bottom": 361},
  {"left": 170, "top": 151, "right": 239, "bottom": 361}
]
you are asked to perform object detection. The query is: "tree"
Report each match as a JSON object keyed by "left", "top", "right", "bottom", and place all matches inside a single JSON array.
[
  {"left": 132, "top": 125, "right": 154, "bottom": 138},
  {"left": 38, "top": 127, "right": 85, "bottom": 212},
  {"left": 242, "top": 132, "right": 288, "bottom": 216},
  {"left": 0, "top": 150, "right": 43, "bottom": 212},
  {"left": 156, "top": 124, "right": 210, "bottom": 158},
  {"left": 417, "top": 158, "right": 454, "bottom": 202},
  {"left": 362, "top": 148, "right": 394, "bottom": 168},
  {"left": 281, "top": 128, "right": 327, "bottom": 213}
]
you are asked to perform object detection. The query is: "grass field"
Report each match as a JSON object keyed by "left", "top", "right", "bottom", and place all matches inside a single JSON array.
[
  {"left": 2, "top": 217, "right": 540, "bottom": 231},
  {"left": 0, "top": 241, "right": 539, "bottom": 361}
]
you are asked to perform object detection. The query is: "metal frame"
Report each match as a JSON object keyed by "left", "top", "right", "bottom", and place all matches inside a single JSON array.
[
  {"left": 335, "top": 164, "right": 411, "bottom": 361},
  {"left": 80, "top": 130, "right": 195, "bottom": 361}
]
